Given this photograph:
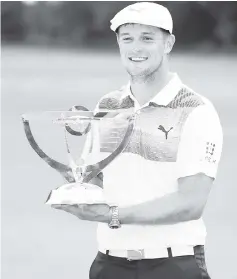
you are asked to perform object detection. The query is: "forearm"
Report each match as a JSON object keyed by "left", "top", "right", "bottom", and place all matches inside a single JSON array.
[
  {"left": 75, "top": 174, "right": 210, "bottom": 225},
  {"left": 119, "top": 191, "right": 202, "bottom": 225}
]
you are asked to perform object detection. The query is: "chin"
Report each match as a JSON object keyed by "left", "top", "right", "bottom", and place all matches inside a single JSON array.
[{"left": 128, "top": 68, "right": 152, "bottom": 78}]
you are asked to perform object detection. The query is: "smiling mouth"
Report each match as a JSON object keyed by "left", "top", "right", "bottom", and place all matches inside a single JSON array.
[{"left": 129, "top": 57, "right": 148, "bottom": 62}]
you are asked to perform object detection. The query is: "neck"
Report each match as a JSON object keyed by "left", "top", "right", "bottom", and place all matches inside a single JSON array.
[{"left": 129, "top": 58, "right": 172, "bottom": 105}]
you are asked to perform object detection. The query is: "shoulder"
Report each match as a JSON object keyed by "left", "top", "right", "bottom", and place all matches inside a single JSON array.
[
  {"left": 94, "top": 84, "right": 134, "bottom": 111},
  {"left": 169, "top": 83, "right": 214, "bottom": 108},
  {"left": 98, "top": 86, "right": 126, "bottom": 105},
  {"left": 175, "top": 85, "right": 222, "bottom": 136},
  {"left": 170, "top": 83, "right": 220, "bottom": 120},
  {"left": 186, "top": 85, "right": 220, "bottom": 121}
]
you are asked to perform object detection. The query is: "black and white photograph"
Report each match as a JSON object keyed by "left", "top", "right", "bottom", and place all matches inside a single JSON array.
[{"left": 1, "top": 1, "right": 237, "bottom": 279}]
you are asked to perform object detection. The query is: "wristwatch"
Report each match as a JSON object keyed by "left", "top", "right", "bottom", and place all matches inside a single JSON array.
[{"left": 108, "top": 206, "right": 121, "bottom": 229}]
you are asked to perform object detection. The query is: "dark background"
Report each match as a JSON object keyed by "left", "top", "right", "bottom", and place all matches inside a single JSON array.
[{"left": 2, "top": 1, "right": 237, "bottom": 50}]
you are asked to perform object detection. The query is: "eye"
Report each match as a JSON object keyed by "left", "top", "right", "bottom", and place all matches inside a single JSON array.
[
  {"left": 143, "top": 36, "right": 153, "bottom": 41},
  {"left": 122, "top": 37, "right": 132, "bottom": 42}
]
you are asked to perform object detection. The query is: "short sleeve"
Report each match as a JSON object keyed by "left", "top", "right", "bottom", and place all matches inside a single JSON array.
[{"left": 176, "top": 104, "right": 223, "bottom": 179}]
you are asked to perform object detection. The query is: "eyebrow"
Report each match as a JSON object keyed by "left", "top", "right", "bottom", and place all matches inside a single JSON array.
[
  {"left": 120, "top": 32, "right": 155, "bottom": 36},
  {"left": 142, "top": 32, "right": 155, "bottom": 35}
]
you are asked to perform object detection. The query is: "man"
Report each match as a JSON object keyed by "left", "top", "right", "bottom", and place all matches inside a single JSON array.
[{"left": 53, "top": 2, "right": 223, "bottom": 279}]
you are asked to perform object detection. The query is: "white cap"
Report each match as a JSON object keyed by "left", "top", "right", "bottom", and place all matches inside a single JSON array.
[{"left": 110, "top": 2, "right": 173, "bottom": 34}]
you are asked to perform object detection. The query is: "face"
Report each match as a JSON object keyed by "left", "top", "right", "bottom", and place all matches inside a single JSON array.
[{"left": 117, "top": 23, "right": 172, "bottom": 78}]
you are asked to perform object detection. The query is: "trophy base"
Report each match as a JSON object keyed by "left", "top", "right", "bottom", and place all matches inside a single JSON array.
[{"left": 45, "top": 182, "right": 109, "bottom": 205}]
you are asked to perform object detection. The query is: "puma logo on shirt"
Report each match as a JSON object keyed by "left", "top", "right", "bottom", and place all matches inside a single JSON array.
[{"left": 158, "top": 125, "right": 173, "bottom": 140}]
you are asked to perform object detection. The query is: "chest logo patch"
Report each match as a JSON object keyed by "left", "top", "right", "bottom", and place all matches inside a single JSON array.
[{"left": 158, "top": 125, "right": 173, "bottom": 140}]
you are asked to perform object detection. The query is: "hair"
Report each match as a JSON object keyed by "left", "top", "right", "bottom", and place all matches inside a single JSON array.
[{"left": 115, "top": 23, "right": 171, "bottom": 39}]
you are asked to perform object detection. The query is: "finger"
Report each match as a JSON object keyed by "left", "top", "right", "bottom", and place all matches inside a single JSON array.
[
  {"left": 77, "top": 204, "right": 88, "bottom": 211},
  {"left": 51, "top": 204, "right": 64, "bottom": 209},
  {"left": 51, "top": 204, "right": 76, "bottom": 212}
]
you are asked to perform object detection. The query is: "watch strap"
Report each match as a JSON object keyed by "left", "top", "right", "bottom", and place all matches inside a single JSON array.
[{"left": 108, "top": 206, "right": 121, "bottom": 229}]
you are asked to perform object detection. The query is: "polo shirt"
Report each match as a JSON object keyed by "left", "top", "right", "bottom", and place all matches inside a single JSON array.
[{"left": 83, "top": 73, "right": 223, "bottom": 250}]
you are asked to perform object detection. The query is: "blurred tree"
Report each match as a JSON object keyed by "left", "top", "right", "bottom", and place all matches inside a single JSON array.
[
  {"left": 200, "top": 1, "right": 237, "bottom": 46},
  {"left": 1, "top": 1, "right": 26, "bottom": 41},
  {"left": 58, "top": 2, "right": 94, "bottom": 45},
  {"left": 170, "top": 2, "right": 217, "bottom": 45},
  {"left": 1, "top": 1, "right": 237, "bottom": 49}
]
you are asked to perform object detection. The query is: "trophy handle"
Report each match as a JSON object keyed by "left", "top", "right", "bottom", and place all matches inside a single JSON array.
[
  {"left": 22, "top": 117, "right": 75, "bottom": 183},
  {"left": 82, "top": 115, "right": 136, "bottom": 183}
]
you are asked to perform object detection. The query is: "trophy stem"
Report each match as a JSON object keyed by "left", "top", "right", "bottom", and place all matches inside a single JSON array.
[{"left": 63, "top": 126, "right": 87, "bottom": 183}]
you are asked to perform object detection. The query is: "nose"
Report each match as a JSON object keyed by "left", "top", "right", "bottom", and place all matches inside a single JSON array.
[
  {"left": 130, "top": 43, "right": 145, "bottom": 55},
  {"left": 133, "top": 47, "right": 143, "bottom": 53},
  {"left": 131, "top": 39, "right": 146, "bottom": 54}
]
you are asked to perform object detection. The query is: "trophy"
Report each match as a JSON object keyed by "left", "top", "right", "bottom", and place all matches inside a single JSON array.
[{"left": 22, "top": 105, "right": 136, "bottom": 205}]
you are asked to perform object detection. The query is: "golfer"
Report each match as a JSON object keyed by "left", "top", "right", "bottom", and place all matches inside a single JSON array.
[{"left": 53, "top": 2, "right": 223, "bottom": 278}]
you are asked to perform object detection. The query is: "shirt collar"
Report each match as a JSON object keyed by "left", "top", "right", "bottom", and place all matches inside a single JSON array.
[{"left": 123, "top": 73, "right": 183, "bottom": 107}]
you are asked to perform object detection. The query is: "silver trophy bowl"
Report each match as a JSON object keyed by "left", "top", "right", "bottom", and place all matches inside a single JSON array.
[{"left": 21, "top": 105, "right": 136, "bottom": 205}]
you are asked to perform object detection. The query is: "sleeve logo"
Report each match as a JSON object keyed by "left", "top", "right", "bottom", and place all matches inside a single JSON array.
[{"left": 205, "top": 142, "right": 216, "bottom": 163}]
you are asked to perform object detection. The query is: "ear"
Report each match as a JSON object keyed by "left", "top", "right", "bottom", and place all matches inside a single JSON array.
[
  {"left": 164, "top": 34, "right": 175, "bottom": 54},
  {"left": 116, "top": 32, "right": 120, "bottom": 45}
]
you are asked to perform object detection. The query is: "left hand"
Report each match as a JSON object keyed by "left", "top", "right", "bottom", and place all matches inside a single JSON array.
[{"left": 51, "top": 203, "right": 111, "bottom": 223}]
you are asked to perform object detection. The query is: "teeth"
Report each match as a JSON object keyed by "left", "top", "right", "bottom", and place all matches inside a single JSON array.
[{"left": 130, "top": 57, "right": 147, "bottom": 61}]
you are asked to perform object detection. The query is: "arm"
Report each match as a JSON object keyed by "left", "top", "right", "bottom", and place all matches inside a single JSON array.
[
  {"left": 117, "top": 104, "right": 223, "bottom": 226},
  {"left": 118, "top": 173, "right": 213, "bottom": 225},
  {"left": 54, "top": 173, "right": 212, "bottom": 224}
]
